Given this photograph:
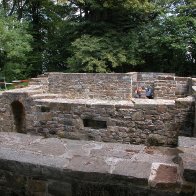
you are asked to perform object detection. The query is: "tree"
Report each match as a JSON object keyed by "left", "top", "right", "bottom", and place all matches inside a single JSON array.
[
  {"left": 0, "top": 10, "right": 32, "bottom": 81},
  {"left": 137, "top": 0, "right": 196, "bottom": 75},
  {"left": 0, "top": 0, "right": 195, "bottom": 76},
  {"left": 58, "top": 0, "right": 157, "bottom": 72}
]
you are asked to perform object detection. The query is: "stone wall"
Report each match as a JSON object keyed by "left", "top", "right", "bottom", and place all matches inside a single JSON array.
[
  {"left": 1, "top": 157, "right": 194, "bottom": 196},
  {"left": 48, "top": 72, "right": 191, "bottom": 100},
  {"left": 131, "top": 73, "right": 191, "bottom": 99},
  {"left": 48, "top": 73, "right": 134, "bottom": 100},
  {"left": 175, "top": 77, "right": 191, "bottom": 98},
  {"left": 0, "top": 87, "right": 43, "bottom": 133},
  {"left": 154, "top": 76, "right": 191, "bottom": 99},
  {"left": 137, "top": 72, "right": 175, "bottom": 81},
  {"left": 25, "top": 98, "right": 194, "bottom": 146},
  {"left": 154, "top": 76, "right": 176, "bottom": 99},
  {"left": 0, "top": 132, "right": 195, "bottom": 196},
  {"left": 0, "top": 72, "right": 195, "bottom": 147},
  {"left": 0, "top": 94, "right": 6, "bottom": 132},
  {"left": 175, "top": 97, "right": 195, "bottom": 137},
  {"left": 131, "top": 72, "right": 174, "bottom": 98},
  {"left": 0, "top": 92, "right": 30, "bottom": 132}
]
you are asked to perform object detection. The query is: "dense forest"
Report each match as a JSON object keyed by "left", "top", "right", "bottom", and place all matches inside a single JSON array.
[{"left": 0, "top": 0, "right": 195, "bottom": 81}]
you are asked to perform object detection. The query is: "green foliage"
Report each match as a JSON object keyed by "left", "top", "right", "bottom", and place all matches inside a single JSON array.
[
  {"left": 137, "top": 0, "right": 196, "bottom": 75},
  {"left": 67, "top": 32, "right": 143, "bottom": 72},
  {"left": 67, "top": 35, "right": 124, "bottom": 72},
  {"left": 0, "top": 10, "right": 32, "bottom": 81},
  {"left": 0, "top": 0, "right": 195, "bottom": 76}
]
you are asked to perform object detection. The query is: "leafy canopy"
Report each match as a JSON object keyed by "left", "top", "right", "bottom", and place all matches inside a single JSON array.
[{"left": 0, "top": 10, "right": 32, "bottom": 81}]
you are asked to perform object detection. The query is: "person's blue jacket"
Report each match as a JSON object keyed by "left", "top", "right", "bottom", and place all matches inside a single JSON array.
[{"left": 146, "top": 87, "right": 153, "bottom": 97}]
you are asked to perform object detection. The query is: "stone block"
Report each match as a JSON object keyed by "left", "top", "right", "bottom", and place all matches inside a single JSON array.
[
  {"left": 132, "top": 111, "right": 144, "bottom": 121},
  {"left": 113, "top": 160, "right": 151, "bottom": 185},
  {"left": 148, "top": 163, "right": 179, "bottom": 189},
  {"left": 178, "top": 153, "right": 196, "bottom": 183}
]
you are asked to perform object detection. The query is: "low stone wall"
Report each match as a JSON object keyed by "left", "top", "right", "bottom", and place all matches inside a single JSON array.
[
  {"left": 132, "top": 73, "right": 173, "bottom": 98},
  {"left": 47, "top": 72, "right": 192, "bottom": 100},
  {"left": 0, "top": 133, "right": 195, "bottom": 196},
  {"left": 131, "top": 73, "right": 191, "bottom": 99},
  {"left": 0, "top": 86, "right": 44, "bottom": 133},
  {"left": 175, "top": 77, "right": 191, "bottom": 97},
  {"left": 0, "top": 73, "right": 195, "bottom": 146},
  {"left": 0, "top": 94, "right": 5, "bottom": 132},
  {"left": 1, "top": 92, "right": 194, "bottom": 147},
  {"left": 175, "top": 97, "right": 195, "bottom": 137},
  {"left": 154, "top": 76, "right": 191, "bottom": 99},
  {"left": 24, "top": 98, "right": 195, "bottom": 146},
  {"left": 48, "top": 73, "right": 134, "bottom": 100},
  {"left": 154, "top": 76, "right": 176, "bottom": 99}
]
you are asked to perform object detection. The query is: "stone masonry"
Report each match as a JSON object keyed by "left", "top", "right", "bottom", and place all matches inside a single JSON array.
[
  {"left": 0, "top": 72, "right": 195, "bottom": 147},
  {"left": 0, "top": 72, "right": 196, "bottom": 196},
  {"left": 0, "top": 132, "right": 195, "bottom": 196}
]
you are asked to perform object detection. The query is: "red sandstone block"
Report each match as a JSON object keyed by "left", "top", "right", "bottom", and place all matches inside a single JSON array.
[{"left": 148, "top": 163, "right": 179, "bottom": 189}]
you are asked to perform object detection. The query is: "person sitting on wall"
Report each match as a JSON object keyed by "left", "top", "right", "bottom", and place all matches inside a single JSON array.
[
  {"left": 134, "top": 86, "right": 142, "bottom": 98},
  {"left": 145, "top": 86, "right": 153, "bottom": 99}
]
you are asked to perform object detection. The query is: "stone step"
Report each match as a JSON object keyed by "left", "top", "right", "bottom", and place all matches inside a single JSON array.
[{"left": 29, "top": 77, "right": 48, "bottom": 86}]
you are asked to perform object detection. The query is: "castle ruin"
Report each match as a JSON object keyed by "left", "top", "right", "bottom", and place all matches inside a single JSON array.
[{"left": 0, "top": 72, "right": 196, "bottom": 195}]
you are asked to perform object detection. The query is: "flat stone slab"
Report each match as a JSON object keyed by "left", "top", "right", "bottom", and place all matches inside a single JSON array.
[
  {"left": 148, "top": 163, "right": 179, "bottom": 189},
  {"left": 178, "top": 136, "right": 196, "bottom": 148},
  {"left": 132, "top": 98, "right": 175, "bottom": 105},
  {"left": 34, "top": 98, "right": 135, "bottom": 107},
  {"left": 0, "top": 132, "right": 179, "bottom": 187},
  {"left": 176, "top": 96, "right": 195, "bottom": 102},
  {"left": 0, "top": 133, "right": 195, "bottom": 195},
  {"left": 2, "top": 85, "right": 43, "bottom": 94}
]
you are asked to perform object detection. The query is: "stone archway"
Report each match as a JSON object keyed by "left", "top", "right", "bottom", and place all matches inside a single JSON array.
[{"left": 11, "top": 101, "right": 26, "bottom": 133}]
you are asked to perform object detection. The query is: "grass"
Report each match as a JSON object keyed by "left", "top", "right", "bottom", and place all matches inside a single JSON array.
[{"left": 0, "top": 81, "right": 29, "bottom": 91}]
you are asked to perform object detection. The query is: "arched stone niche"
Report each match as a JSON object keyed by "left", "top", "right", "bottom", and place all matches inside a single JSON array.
[{"left": 11, "top": 101, "right": 26, "bottom": 133}]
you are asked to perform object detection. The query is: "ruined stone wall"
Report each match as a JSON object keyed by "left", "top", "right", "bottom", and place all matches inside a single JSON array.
[
  {"left": 137, "top": 72, "right": 175, "bottom": 81},
  {"left": 131, "top": 73, "right": 190, "bottom": 99},
  {"left": 175, "top": 77, "right": 191, "bottom": 98},
  {"left": 175, "top": 97, "right": 195, "bottom": 137},
  {"left": 47, "top": 72, "right": 191, "bottom": 100},
  {"left": 0, "top": 92, "right": 19, "bottom": 132},
  {"left": 0, "top": 94, "right": 6, "bottom": 132},
  {"left": 0, "top": 91, "right": 34, "bottom": 133},
  {"left": 48, "top": 73, "right": 134, "bottom": 100},
  {"left": 0, "top": 73, "right": 195, "bottom": 146},
  {"left": 154, "top": 76, "right": 191, "bottom": 99},
  {"left": 1, "top": 92, "right": 194, "bottom": 147},
  {"left": 0, "top": 156, "right": 194, "bottom": 196},
  {"left": 131, "top": 72, "right": 171, "bottom": 98},
  {"left": 27, "top": 99, "right": 181, "bottom": 146},
  {"left": 1, "top": 133, "right": 195, "bottom": 196},
  {"left": 154, "top": 76, "right": 176, "bottom": 99}
]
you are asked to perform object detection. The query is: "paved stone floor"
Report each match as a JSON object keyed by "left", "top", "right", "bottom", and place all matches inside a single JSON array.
[{"left": 0, "top": 133, "right": 195, "bottom": 193}]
